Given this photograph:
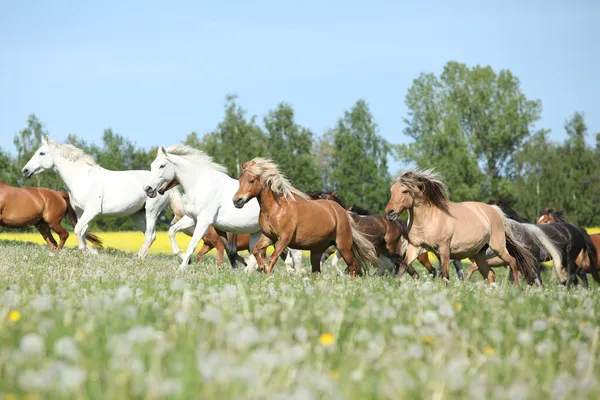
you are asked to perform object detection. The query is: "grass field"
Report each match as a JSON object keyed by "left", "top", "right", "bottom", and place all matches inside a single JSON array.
[{"left": 0, "top": 240, "right": 599, "bottom": 399}]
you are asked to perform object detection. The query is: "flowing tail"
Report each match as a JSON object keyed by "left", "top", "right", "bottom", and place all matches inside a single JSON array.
[
  {"left": 523, "top": 224, "right": 565, "bottom": 282},
  {"left": 348, "top": 217, "right": 380, "bottom": 274},
  {"left": 61, "top": 192, "right": 103, "bottom": 249},
  {"left": 492, "top": 206, "right": 538, "bottom": 283},
  {"left": 581, "top": 230, "right": 600, "bottom": 284}
]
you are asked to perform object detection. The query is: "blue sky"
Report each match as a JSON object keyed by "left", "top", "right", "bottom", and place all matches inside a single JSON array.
[{"left": 1, "top": 0, "right": 598, "bottom": 173}]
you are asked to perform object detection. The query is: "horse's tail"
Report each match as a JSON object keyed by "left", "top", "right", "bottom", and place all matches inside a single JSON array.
[
  {"left": 581, "top": 230, "right": 600, "bottom": 284},
  {"left": 492, "top": 206, "right": 538, "bottom": 282},
  {"left": 60, "top": 192, "right": 103, "bottom": 249},
  {"left": 348, "top": 217, "right": 379, "bottom": 274},
  {"left": 521, "top": 224, "right": 564, "bottom": 282}
]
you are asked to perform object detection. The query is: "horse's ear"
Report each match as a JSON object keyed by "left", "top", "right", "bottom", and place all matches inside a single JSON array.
[
  {"left": 332, "top": 190, "right": 337, "bottom": 197},
  {"left": 240, "top": 162, "right": 245, "bottom": 171},
  {"left": 42, "top": 135, "right": 49, "bottom": 145},
  {"left": 157, "top": 146, "right": 167, "bottom": 156}
]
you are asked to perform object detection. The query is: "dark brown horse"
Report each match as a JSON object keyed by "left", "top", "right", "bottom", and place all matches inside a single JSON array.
[
  {"left": 0, "top": 180, "right": 102, "bottom": 250},
  {"left": 232, "top": 158, "right": 379, "bottom": 277}
]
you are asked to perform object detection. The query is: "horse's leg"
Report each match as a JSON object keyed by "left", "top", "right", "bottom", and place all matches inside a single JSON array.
[
  {"left": 417, "top": 252, "right": 437, "bottom": 277},
  {"left": 470, "top": 251, "right": 496, "bottom": 284},
  {"left": 396, "top": 244, "right": 425, "bottom": 280},
  {"left": 168, "top": 215, "right": 195, "bottom": 261},
  {"left": 310, "top": 251, "right": 324, "bottom": 275},
  {"left": 577, "top": 267, "right": 589, "bottom": 289},
  {"left": 438, "top": 246, "right": 451, "bottom": 281},
  {"left": 488, "top": 233, "right": 521, "bottom": 286},
  {"left": 179, "top": 217, "right": 212, "bottom": 272},
  {"left": 453, "top": 260, "right": 464, "bottom": 280},
  {"left": 196, "top": 242, "right": 214, "bottom": 264},
  {"left": 47, "top": 217, "right": 69, "bottom": 251},
  {"left": 465, "top": 262, "right": 479, "bottom": 280},
  {"left": 251, "top": 234, "right": 274, "bottom": 272},
  {"left": 74, "top": 205, "right": 100, "bottom": 254},
  {"left": 265, "top": 236, "right": 292, "bottom": 275},
  {"left": 34, "top": 221, "right": 58, "bottom": 249}
]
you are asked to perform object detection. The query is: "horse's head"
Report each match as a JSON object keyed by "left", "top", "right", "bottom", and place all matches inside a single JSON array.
[
  {"left": 536, "top": 208, "right": 564, "bottom": 224},
  {"left": 145, "top": 146, "right": 178, "bottom": 198},
  {"left": 385, "top": 169, "right": 449, "bottom": 221},
  {"left": 232, "top": 161, "right": 262, "bottom": 208},
  {"left": 22, "top": 135, "right": 54, "bottom": 178}
]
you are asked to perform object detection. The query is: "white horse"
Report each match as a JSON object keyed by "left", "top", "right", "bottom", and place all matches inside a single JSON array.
[
  {"left": 21, "top": 136, "right": 170, "bottom": 257},
  {"left": 145, "top": 144, "right": 303, "bottom": 272}
]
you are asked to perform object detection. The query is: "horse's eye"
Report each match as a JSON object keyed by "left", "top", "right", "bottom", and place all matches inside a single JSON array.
[
  {"left": 249, "top": 179, "right": 255, "bottom": 184},
  {"left": 402, "top": 189, "right": 409, "bottom": 194},
  {"left": 159, "top": 164, "right": 166, "bottom": 169},
  {"left": 39, "top": 152, "right": 45, "bottom": 156}
]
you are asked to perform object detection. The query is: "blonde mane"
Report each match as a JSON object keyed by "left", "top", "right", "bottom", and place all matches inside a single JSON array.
[
  {"left": 397, "top": 168, "right": 451, "bottom": 214},
  {"left": 243, "top": 157, "right": 310, "bottom": 201},
  {"left": 49, "top": 140, "right": 98, "bottom": 166},
  {"left": 165, "top": 144, "right": 228, "bottom": 174}
]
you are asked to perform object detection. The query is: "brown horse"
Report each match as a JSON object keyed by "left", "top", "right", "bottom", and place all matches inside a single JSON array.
[
  {"left": 537, "top": 208, "right": 600, "bottom": 286},
  {"left": 384, "top": 169, "right": 538, "bottom": 284},
  {"left": 0, "top": 180, "right": 102, "bottom": 250},
  {"left": 232, "top": 158, "right": 379, "bottom": 277}
]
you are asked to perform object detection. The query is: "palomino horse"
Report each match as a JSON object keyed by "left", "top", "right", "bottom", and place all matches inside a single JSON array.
[
  {"left": 0, "top": 180, "right": 102, "bottom": 250},
  {"left": 232, "top": 158, "right": 379, "bottom": 277},
  {"left": 385, "top": 169, "right": 538, "bottom": 284},
  {"left": 22, "top": 137, "right": 168, "bottom": 257},
  {"left": 167, "top": 187, "right": 302, "bottom": 270},
  {"left": 536, "top": 208, "right": 600, "bottom": 287},
  {"left": 311, "top": 190, "right": 465, "bottom": 280},
  {"left": 464, "top": 200, "right": 563, "bottom": 285},
  {"left": 143, "top": 145, "right": 302, "bottom": 272}
]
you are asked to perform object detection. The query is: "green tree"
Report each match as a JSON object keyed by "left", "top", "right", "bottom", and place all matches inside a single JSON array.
[
  {"left": 330, "top": 100, "right": 392, "bottom": 212},
  {"left": 401, "top": 62, "right": 541, "bottom": 200},
  {"left": 263, "top": 103, "right": 322, "bottom": 191},
  {"left": 0, "top": 147, "right": 17, "bottom": 184},
  {"left": 314, "top": 129, "right": 336, "bottom": 190}
]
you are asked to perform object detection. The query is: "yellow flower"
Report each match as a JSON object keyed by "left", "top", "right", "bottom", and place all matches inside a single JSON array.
[
  {"left": 319, "top": 333, "right": 335, "bottom": 345},
  {"left": 75, "top": 330, "right": 87, "bottom": 341},
  {"left": 3, "top": 394, "right": 17, "bottom": 400},
  {"left": 423, "top": 335, "right": 433, "bottom": 344},
  {"left": 330, "top": 370, "right": 340, "bottom": 381},
  {"left": 484, "top": 347, "right": 495, "bottom": 355},
  {"left": 8, "top": 310, "right": 21, "bottom": 322},
  {"left": 24, "top": 394, "right": 41, "bottom": 400},
  {"left": 454, "top": 302, "right": 462, "bottom": 311}
]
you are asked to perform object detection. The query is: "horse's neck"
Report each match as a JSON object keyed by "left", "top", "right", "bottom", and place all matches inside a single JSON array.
[
  {"left": 257, "top": 187, "right": 281, "bottom": 216},
  {"left": 174, "top": 159, "right": 230, "bottom": 195},
  {"left": 53, "top": 156, "right": 94, "bottom": 191},
  {"left": 408, "top": 202, "right": 441, "bottom": 234}
]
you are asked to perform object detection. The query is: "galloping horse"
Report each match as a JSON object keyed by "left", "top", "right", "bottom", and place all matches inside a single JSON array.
[
  {"left": 536, "top": 208, "right": 600, "bottom": 287},
  {"left": 144, "top": 145, "right": 302, "bottom": 272},
  {"left": 0, "top": 180, "right": 102, "bottom": 250},
  {"left": 464, "top": 200, "right": 563, "bottom": 285},
  {"left": 232, "top": 158, "right": 379, "bottom": 278},
  {"left": 21, "top": 136, "right": 167, "bottom": 256},
  {"left": 385, "top": 169, "right": 538, "bottom": 284}
]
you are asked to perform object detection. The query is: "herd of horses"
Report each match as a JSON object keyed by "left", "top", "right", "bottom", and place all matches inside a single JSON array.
[{"left": 1, "top": 135, "right": 599, "bottom": 288}]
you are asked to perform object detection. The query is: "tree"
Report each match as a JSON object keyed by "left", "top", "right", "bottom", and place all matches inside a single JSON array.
[
  {"left": 314, "top": 129, "right": 336, "bottom": 190},
  {"left": 401, "top": 61, "right": 541, "bottom": 200},
  {"left": 0, "top": 147, "right": 17, "bottom": 184},
  {"left": 330, "top": 100, "right": 392, "bottom": 212},
  {"left": 263, "top": 103, "right": 321, "bottom": 191}
]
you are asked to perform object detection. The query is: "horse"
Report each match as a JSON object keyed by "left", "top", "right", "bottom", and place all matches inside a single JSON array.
[
  {"left": 384, "top": 169, "right": 538, "bottom": 284},
  {"left": 143, "top": 145, "right": 302, "bottom": 272},
  {"left": 21, "top": 136, "right": 168, "bottom": 257},
  {"left": 310, "top": 190, "right": 465, "bottom": 280},
  {"left": 464, "top": 200, "right": 564, "bottom": 285},
  {"left": 536, "top": 208, "right": 600, "bottom": 287},
  {"left": 167, "top": 187, "right": 302, "bottom": 270},
  {"left": 232, "top": 158, "right": 379, "bottom": 278},
  {"left": 0, "top": 180, "right": 103, "bottom": 250}
]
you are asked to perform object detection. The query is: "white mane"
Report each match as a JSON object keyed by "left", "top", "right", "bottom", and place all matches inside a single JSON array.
[
  {"left": 243, "top": 157, "right": 310, "bottom": 201},
  {"left": 165, "top": 144, "right": 228, "bottom": 174},
  {"left": 49, "top": 140, "right": 98, "bottom": 166}
]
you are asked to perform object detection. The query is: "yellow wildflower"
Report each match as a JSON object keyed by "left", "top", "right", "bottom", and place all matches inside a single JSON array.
[
  {"left": 423, "top": 335, "right": 433, "bottom": 344},
  {"left": 319, "top": 333, "right": 335, "bottom": 346},
  {"left": 8, "top": 310, "right": 21, "bottom": 322},
  {"left": 484, "top": 347, "right": 495, "bottom": 355},
  {"left": 454, "top": 302, "right": 462, "bottom": 311},
  {"left": 24, "top": 394, "right": 41, "bottom": 400},
  {"left": 75, "top": 330, "right": 87, "bottom": 341},
  {"left": 330, "top": 370, "right": 340, "bottom": 381},
  {"left": 3, "top": 394, "right": 17, "bottom": 400}
]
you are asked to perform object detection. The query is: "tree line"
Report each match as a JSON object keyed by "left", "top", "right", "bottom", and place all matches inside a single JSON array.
[{"left": 1, "top": 61, "right": 598, "bottom": 231}]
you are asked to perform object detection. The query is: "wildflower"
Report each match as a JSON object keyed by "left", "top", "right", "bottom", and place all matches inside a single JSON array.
[
  {"left": 3, "top": 394, "right": 17, "bottom": 400},
  {"left": 454, "top": 302, "right": 462, "bottom": 311},
  {"left": 20, "top": 334, "right": 45, "bottom": 357},
  {"left": 422, "top": 335, "right": 433, "bottom": 344},
  {"left": 8, "top": 310, "right": 21, "bottom": 322},
  {"left": 484, "top": 347, "right": 495, "bottom": 355},
  {"left": 330, "top": 370, "right": 340, "bottom": 381},
  {"left": 75, "top": 330, "right": 87, "bottom": 342},
  {"left": 319, "top": 333, "right": 335, "bottom": 346}
]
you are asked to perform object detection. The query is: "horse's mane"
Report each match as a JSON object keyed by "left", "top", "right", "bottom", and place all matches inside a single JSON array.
[
  {"left": 397, "top": 168, "right": 451, "bottom": 214},
  {"left": 349, "top": 204, "right": 371, "bottom": 215},
  {"left": 305, "top": 190, "right": 323, "bottom": 200},
  {"left": 49, "top": 140, "right": 98, "bottom": 166},
  {"left": 487, "top": 198, "right": 530, "bottom": 223},
  {"left": 243, "top": 157, "right": 310, "bottom": 201},
  {"left": 165, "top": 144, "right": 228, "bottom": 174}
]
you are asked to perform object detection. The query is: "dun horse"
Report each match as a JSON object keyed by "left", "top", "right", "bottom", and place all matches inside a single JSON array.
[
  {"left": 0, "top": 180, "right": 102, "bottom": 250},
  {"left": 537, "top": 208, "right": 600, "bottom": 287},
  {"left": 232, "top": 158, "right": 379, "bottom": 277},
  {"left": 385, "top": 169, "right": 538, "bottom": 284}
]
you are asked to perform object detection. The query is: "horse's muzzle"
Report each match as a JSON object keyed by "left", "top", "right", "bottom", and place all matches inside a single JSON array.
[
  {"left": 144, "top": 185, "right": 157, "bottom": 198},
  {"left": 22, "top": 168, "right": 33, "bottom": 179},
  {"left": 387, "top": 209, "right": 398, "bottom": 221},
  {"left": 233, "top": 197, "right": 246, "bottom": 209}
]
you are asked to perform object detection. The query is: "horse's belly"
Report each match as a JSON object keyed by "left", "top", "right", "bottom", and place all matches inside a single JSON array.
[{"left": 101, "top": 195, "right": 147, "bottom": 216}]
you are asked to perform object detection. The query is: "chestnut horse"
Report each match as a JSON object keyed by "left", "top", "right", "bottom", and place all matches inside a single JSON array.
[
  {"left": 385, "top": 169, "right": 538, "bottom": 284},
  {"left": 537, "top": 208, "right": 600, "bottom": 286},
  {"left": 232, "top": 158, "right": 379, "bottom": 277},
  {"left": 0, "top": 180, "right": 102, "bottom": 250}
]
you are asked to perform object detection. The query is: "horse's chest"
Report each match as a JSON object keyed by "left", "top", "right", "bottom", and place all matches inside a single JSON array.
[{"left": 259, "top": 213, "right": 279, "bottom": 239}]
